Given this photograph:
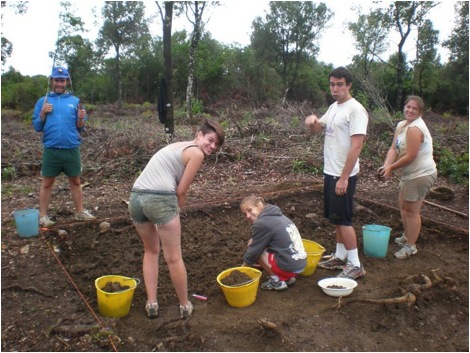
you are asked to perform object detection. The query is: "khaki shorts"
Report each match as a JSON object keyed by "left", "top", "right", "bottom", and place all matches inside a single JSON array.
[{"left": 399, "top": 172, "right": 437, "bottom": 202}]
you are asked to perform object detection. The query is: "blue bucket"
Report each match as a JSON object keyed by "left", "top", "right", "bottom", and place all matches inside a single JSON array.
[
  {"left": 14, "top": 209, "right": 39, "bottom": 238},
  {"left": 362, "top": 224, "right": 391, "bottom": 258}
]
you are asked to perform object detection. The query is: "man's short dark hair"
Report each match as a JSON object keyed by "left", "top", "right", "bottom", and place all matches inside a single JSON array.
[{"left": 329, "top": 67, "right": 353, "bottom": 85}]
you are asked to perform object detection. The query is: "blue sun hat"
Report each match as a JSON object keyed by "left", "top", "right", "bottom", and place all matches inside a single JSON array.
[{"left": 50, "top": 66, "right": 69, "bottom": 79}]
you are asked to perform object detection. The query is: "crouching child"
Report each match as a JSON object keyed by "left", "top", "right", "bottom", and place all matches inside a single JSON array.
[{"left": 240, "top": 195, "right": 307, "bottom": 291}]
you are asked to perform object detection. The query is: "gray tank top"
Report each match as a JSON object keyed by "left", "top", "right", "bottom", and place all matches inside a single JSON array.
[{"left": 133, "top": 142, "right": 197, "bottom": 192}]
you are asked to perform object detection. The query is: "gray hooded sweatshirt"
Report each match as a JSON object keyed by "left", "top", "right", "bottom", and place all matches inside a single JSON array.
[{"left": 243, "top": 204, "right": 307, "bottom": 273}]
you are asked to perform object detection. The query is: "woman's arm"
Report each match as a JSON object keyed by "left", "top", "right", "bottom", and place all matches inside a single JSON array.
[
  {"left": 389, "top": 127, "right": 422, "bottom": 170},
  {"left": 176, "top": 147, "right": 204, "bottom": 208},
  {"left": 378, "top": 127, "right": 422, "bottom": 179},
  {"left": 378, "top": 129, "right": 400, "bottom": 179}
]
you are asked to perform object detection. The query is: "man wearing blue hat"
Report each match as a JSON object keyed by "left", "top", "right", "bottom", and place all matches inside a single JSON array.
[{"left": 33, "top": 66, "right": 96, "bottom": 227}]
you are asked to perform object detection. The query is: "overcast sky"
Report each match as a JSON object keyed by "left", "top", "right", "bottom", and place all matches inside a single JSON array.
[{"left": 1, "top": 1, "right": 457, "bottom": 77}]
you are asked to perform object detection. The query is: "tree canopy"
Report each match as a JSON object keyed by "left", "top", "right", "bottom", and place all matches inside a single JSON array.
[{"left": 1, "top": 1, "right": 468, "bottom": 115}]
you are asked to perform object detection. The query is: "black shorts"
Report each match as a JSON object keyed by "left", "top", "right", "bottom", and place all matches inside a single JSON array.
[{"left": 323, "top": 174, "right": 357, "bottom": 226}]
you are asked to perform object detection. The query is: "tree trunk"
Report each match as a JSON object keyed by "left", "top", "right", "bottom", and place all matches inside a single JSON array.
[
  {"left": 396, "top": 44, "right": 405, "bottom": 110},
  {"left": 116, "top": 46, "right": 123, "bottom": 110},
  {"left": 186, "top": 43, "right": 196, "bottom": 120},
  {"left": 163, "top": 1, "right": 174, "bottom": 137},
  {"left": 185, "top": 1, "right": 203, "bottom": 120}
]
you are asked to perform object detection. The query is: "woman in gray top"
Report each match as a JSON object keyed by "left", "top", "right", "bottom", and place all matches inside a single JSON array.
[
  {"left": 129, "top": 120, "right": 225, "bottom": 319},
  {"left": 240, "top": 195, "right": 307, "bottom": 291}
]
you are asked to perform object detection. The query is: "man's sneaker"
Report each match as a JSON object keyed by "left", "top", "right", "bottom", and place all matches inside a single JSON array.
[
  {"left": 394, "top": 244, "right": 417, "bottom": 259},
  {"left": 394, "top": 234, "right": 407, "bottom": 246},
  {"left": 318, "top": 254, "right": 347, "bottom": 270},
  {"left": 285, "top": 277, "right": 296, "bottom": 286},
  {"left": 337, "top": 262, "right": 366, "bottom": 279},
  {"left": 180, "top": 301, "right": 193, "bottom": 319},
  {"left": 145, "top": 302, "right": 159, "bottom": 319},
  {"left": 39, "top": 215, "right": 55, "bottom": 228},
  {"left": 75, "top": 210, "right": 96, "bottom": 221},
  {"left": 260, "top": 277, "right": 288, "bottom": 291}
]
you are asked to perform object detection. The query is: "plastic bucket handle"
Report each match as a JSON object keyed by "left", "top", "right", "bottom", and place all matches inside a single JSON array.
[{"left": 129, "top": 278, "right": 141, "bottom": 290}]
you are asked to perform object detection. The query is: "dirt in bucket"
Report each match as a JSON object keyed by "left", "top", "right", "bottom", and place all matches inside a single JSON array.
[
  {"left": 101, "top": 281, "right": 130, "bottom": 293},
  {"left": 220, "top": 269, "right": 253, "bottom": 286}
]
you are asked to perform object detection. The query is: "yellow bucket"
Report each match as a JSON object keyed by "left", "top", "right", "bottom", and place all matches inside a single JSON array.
[
  {"left": 300, "top": 239, "right": 325, "bottom": 276},
  {"left": 217, "top": 267, "right": 262, "bottom": 308},
  {"left": 95, "top": 275, "right": 140, "bottom": 318}
]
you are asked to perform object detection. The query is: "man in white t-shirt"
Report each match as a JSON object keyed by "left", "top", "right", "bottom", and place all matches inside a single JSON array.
[{"left": 305, "top": 67, "right": 369, "bottom": 280}]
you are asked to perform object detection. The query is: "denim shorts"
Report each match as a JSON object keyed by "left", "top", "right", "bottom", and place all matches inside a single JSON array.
[{"left": 128, "top": 189, "right": 179, "bottom": 226}]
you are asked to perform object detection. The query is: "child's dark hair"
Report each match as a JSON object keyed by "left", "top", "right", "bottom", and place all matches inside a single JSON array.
[
  {"left": 199, "top": 119, "right": 225, "bottom": 147},
  {"left": 329, "top": 67, "right": 353, "bottom": 85}
]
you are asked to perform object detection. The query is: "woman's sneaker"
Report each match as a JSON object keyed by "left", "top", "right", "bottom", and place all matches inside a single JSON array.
[
  {"left": 394, "top": 234, "right": 407, "bottom": 246},
  {"left": 318, "top": 254, "right": 347, "bottom": 270},
  {"left": 394, "top": 244, "right": 417, "bottom": 259},
  {"left": 145, "top": 302, "right": 159, "bottom": 319},
  {"left": 180, "top": 301, "right": 193, "bottom": 319},
  {"left": 39, "top": 215, "right": 55, "bottom": 228},
  {"left": 75, "top": 210, "right": 96, "bottom": 221}
]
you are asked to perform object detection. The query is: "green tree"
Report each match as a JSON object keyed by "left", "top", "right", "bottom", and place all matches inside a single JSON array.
[
  {"left": 96, "top": 1, "right": 149, "bottom": 109},
  {"left": 251, "top": 1, "right": 332, "bottom": 101},
  {"left": 348, "top": 8, "right": 391, "bottom": 77},
  {"left": 1, "top": 68, "right": 46, "bottom": 111},
  {"left": 178, "top": 1, "right": 219, "bottom": 119},
  {"left": 53, "top": 1, "right": 96, "bottom": 100},
  {"left": 411, "top": 19, "right": 440, "bottom": 100},
  {"left": 440, "top": 1, "right": 469, "bottom": 114},
  {"left": 387, "top": 1, "right": 438, "bottom": 109}
]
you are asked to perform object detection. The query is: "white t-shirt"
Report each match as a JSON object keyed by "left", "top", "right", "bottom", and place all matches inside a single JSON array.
[
  {"left": 319, "top": 98, "right": 368, "bottom": 177},
  {"left": 395, "top": 117, "right": 437, "bottom": 180}
]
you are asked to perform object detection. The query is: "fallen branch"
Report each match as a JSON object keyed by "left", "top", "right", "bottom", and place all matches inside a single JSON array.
[
  {"left": 423, "top": 200, "right": 468, "bottom": 218},
  {"left": 355, "top": 195, "right": 468, "bottom": 235},
  {"left": 402, "top": 274, "right": 432, "bottom": 292},
  {"left": 333, "top": 292, "right": 417, "bottom": 310},
  {"left": 332, "top": 273, "right": 443, "bottom": 310}
]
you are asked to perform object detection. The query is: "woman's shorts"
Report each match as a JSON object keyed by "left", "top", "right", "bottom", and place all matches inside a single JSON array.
[
  {"left": 128, "top": 190, "right": 179, "bottom": 226},
  {"left": 323, "top": 174, "right": 357, "bottom": 226},
  {"left": 42, "top": 147, "right": 81, "bottom": 177},
  {"left": 400, "top": 172, "right": 437, "bottom": 202}
]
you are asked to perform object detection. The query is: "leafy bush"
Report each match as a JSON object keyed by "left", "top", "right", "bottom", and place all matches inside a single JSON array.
[
  {"left": 292, "top": 159, "right": 320, "bottom": 174},
  {"left": 1, "top": 166, "right": 16, "bottom": 181},
  {"left": 434, "top": 146, "right": 469, "bottom": 185}
]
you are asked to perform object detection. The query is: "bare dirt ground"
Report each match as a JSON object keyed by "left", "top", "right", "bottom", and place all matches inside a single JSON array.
[{"left": 1, "top": 104, "right": 468, "bottom": 352}]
